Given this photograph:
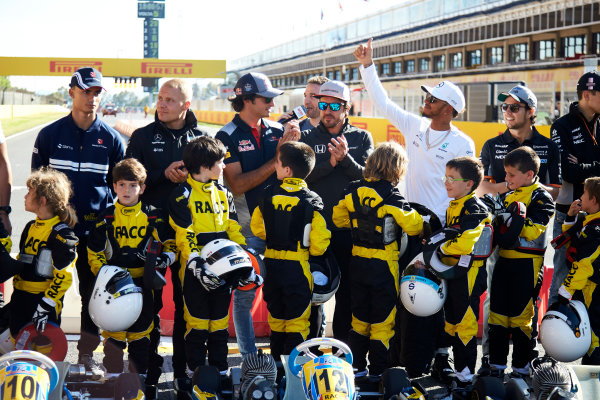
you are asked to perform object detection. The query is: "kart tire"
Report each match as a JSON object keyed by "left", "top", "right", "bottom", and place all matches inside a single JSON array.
[
  {"left": 471, "top": 375, "right": 506, "bottom": 399},
  {"left": 380, "top": 367, "right": 411, "bottom": 399}
]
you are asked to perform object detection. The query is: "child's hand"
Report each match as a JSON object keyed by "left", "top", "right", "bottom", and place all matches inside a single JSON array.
[{"left": 568, "top": 199, "right": 582, "bottom": 217}]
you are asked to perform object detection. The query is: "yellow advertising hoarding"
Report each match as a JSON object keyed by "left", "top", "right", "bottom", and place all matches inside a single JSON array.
[{"left": 0, "top": 57, "right": 226, "bottom": 78}]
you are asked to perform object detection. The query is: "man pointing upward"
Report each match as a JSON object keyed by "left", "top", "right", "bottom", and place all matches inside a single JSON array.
[{"left": 354, "top": 38, "right": 475, "bottom": 221}]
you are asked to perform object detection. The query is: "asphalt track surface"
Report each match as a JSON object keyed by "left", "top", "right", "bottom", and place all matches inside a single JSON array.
[{"left": 5, "top": 112, "right": 566, "bottom": 400}]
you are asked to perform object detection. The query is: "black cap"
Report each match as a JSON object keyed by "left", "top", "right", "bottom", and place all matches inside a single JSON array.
[
  {"left": 577, "top": 71, "right": 600, "bottom": 92},
  {"left": 70, "top": 67, "right": 104, "bottom": 90},
  {"left": 234, "top": 72, "right": 283, "bottom": 98}
]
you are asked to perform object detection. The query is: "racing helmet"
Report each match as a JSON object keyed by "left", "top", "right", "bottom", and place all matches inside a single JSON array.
[
  {"left": 540, "top": 300, "right": 591, "bottom": 362},
  {"left": 309, "top": 251, "right": 340, "bottom": 305},
  {"left": 200, "top": 239, "right": 254, "bottom": 289},
  {"left": 400, "top": 254, "right": 447, "bottom": 317},
  {"left": 14, "top": 322, "right": 68, "bottom": 361},
  {"left": 531, "top": 356, "right": 577, "bottom": 400},
  {"left": 301, "top": 355, "right": 357, "bottom": 400},
  {"left": 89, "top": 265, "right": 143, "bottom": 332}
]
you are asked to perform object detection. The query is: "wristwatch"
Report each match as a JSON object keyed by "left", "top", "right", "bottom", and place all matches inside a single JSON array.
[{"left": 0, "top": 206, "right": 11, "bottom": 214}]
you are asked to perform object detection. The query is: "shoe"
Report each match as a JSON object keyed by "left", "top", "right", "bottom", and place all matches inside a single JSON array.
[
  {"left": 477, "top": 355, "right": 491, "bottom": 376},
  {"left": 431, "top": 353, "right": 455, "bottom": 385},
  {"left": 78, "top": 354, "right": 105, "bottom": 378},
  {"left": 509, "top": 369, "right": 530, "bottom": 380},
  {"left": 145, "top": 384, "right": 158, "bottom": 400}
]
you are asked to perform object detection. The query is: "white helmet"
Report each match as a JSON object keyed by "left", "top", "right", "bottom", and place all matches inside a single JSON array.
[
  {"left": 89, "top": 265, "right": 143, "bottom": 332},
  {"left": 310, "top": 251, "right": 340, "bottom": 305},
  {"left": 540, "top": 300, "right": 591, "bottom": 362},
  {"left": 400, "top": 253, "right": 447, "bottom": 317},
  {"left": 200, "top": 239, "right": 254, "bottom": 288}
]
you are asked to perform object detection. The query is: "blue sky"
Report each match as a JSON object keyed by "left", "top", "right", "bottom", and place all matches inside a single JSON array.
[{"left": 0, "top": 0, "right": 402, "bottom": 93}]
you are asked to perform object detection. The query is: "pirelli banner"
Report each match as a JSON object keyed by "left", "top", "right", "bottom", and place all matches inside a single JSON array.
[{"left": 0, "top": 57, "right": 226, "bottom": 78}]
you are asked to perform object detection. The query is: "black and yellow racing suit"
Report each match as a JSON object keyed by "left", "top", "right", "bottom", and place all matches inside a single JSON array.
[
  {"left": 9, "top": 216, "right": 77, "bottom": 339},
  {"left": 332, "top": 179, "right": 423, "bottom": 375},
  {"left": 438, "top": 192, "right": 491, "bottom": 379},
  {"left": 558, "top": 210, "right": 600, "bottom": 364},
  {"left": 169, "top": 176, "right": 245, "bottom": 372},
  {"left": 250, "top": 178, "right": 331, "bottom": 361},
  {"left": 489, "top": 180, "right": 554, "bottom": 371},
  {"left": 87, "top": 201, "right": 175, "bottom": 375}
]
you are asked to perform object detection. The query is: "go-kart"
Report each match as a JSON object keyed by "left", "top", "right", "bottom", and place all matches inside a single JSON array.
[
  {"left": 0, "top": 350, "right": 59, "bottom": 400},
  {"left": 176, "top": 337, "right": 426, "bottom": 400},
  {"left": 283, "top": 337, "right": 427, "bottom": 400},
  {"left": 449, "top": 356, "right": 600, "bottom": 400},
  {"left": 0, "top": 320, "right": 145, "bottom": 400},
  {"left": 0, "top": 349, "right": 145, "bottom": 400}
]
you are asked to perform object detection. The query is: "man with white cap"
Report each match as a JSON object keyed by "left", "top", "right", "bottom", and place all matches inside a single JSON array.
[
  {"left": 31, "top": 67, "right": 125, "bottom": 374},
  {"left": 476, "top": 84, "right": 560, "bottom": 375},
  {"left": 215, "top": 72, "right": 297, "bottom": 360},
  {"left": 354, "top": 38, "right": 475, "bottom": 222},
  {"left": 300, "top": 80, "right": 374, "bottom": 346},
  {"left": 355, "top": 38, "right": 474, "bottom": 381}
]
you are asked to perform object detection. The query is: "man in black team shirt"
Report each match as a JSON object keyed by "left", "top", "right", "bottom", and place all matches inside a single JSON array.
[
  {"left": 215, "top": 72, "right": 298, "bottom": 360},
  {"left": 548, "top": 71, "right": 600, "bottom": 305},
  {"left": 126, "top": 79, "right": 206, "bottom": 395},
  {"left": 300, "top": 80, "right": 374, "bottom": 344}
]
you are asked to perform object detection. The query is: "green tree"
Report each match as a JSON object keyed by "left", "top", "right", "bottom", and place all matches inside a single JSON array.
[{"left": 0, "top": 76, "right": 11, "bottom": 104}]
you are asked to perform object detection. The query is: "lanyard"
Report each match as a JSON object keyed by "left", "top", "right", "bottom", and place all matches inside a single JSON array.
[{"left": 578, "top": 114, "right": 599, "bottom": 147}]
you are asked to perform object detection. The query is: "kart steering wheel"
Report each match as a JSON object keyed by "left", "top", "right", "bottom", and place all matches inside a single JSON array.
[
  {"left": 0, "top": 350, "right": 59, "bottom": 392},
  {"left": 288, "top": 337, "right": 353, "bottom": 376}
]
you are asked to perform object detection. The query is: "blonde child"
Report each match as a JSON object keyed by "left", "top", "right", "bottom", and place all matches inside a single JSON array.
[
  {"left": 332, "top": 141, "right": 423, "bottom": 376},
  {"left": 8, "top": 168, "right": 78, "bottom": 340}
]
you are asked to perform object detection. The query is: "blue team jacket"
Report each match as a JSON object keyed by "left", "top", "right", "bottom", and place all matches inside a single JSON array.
[{"left": 31, "top": 114, "right": 125, "bottom": 236}]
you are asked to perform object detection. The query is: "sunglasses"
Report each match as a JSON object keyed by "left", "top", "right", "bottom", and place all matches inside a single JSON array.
[
  {"left": 426, "top": 94, "right": 445, "bottom": 104},
  {"left": 318, "top": 102, "right": 343, "bottom": 111},
  {"left": 259, "top": 96, "right": 274, "bottom": 104},
  {"left": 442, "top": 176, "right": 469, "bottom": 184},
  {"left": 501, "top": 103, "right": 527, "bottom": 113}
]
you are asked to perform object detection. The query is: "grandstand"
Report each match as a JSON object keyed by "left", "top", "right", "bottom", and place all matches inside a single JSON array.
[{"left": 218, "top": 0, "right": 599, "bottom": 124}]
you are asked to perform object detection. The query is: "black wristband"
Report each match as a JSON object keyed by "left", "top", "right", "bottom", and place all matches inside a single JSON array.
[{"left": 0, "top": 206, "right": 11, "bottom": 214}]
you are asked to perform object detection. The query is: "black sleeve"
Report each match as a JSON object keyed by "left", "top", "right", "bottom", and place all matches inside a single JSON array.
[
  {"left": 48, "top": 227, "right": 79, "bottom": 269},
  {"left": 552, "top": 119, "right": 600, "bottom": 183}
]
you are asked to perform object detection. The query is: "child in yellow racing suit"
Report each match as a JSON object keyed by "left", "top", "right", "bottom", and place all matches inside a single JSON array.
[
  {"left": 169, "top": 136, "right": 247, "bottom": 374},
  {"left": 87, "top": 158, "right": 176, "bottom": 378},
  {"left": 7, "top": 168, "right": 78, "bottom": 340},
  {"left": 332, "top": 142, "right": 423, "bottom": 376},
  {"left": 554, "top": 177, "right": 600, "bottom": 364},
  {"left": 250, "top": 141, "right": 331, "bottom": 362},
  {"left": 488, "top": 147, "right": 555, "bottom": 378},
  {"left": 429, "top": 157, "right": 492, "bottom": 386}
]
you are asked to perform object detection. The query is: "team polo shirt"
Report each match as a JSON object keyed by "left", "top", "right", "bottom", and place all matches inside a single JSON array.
[
  {"left": 359, "top": 63, "right": 475, "bottom": 221},
  {"left": 480, "top": 128, "right": 561, "bottom": 187},
  {"left": 215, "top": 114, "right": 283, "bottom": 234}
]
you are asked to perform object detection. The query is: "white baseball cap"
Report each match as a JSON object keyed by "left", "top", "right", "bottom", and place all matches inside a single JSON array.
[
  {"left": 421, "top": 81, "right": 465, "bottom": 113},
  {"left": 315, "top": 80, "right": 350, "bottom": 103}
]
